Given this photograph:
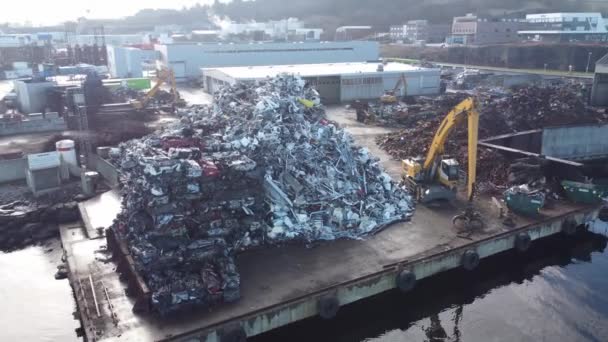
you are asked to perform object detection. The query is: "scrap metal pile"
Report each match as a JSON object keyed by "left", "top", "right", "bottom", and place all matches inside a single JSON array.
[
  {"left": 377, "top": 84, "right": 607, "bottom": 192},
  {"left": 109, "top": 86, "right": 140, "bottom": 103},
  {"left": 368, "top": 93, "right": 469, "bottom": 126},
  {"left": 110, "top": 75, "right": 413, "bottom": 316}
]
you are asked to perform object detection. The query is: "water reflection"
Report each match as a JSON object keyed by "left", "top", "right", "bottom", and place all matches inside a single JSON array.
[
  {"left": 254, "top": 225, "right": 608, "bottom": 342},
  {"left": 0, "top": 239, "right": 80, "bottom": 342}
]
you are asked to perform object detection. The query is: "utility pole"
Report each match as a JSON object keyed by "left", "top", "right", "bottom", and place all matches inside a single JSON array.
[{"left": 586, "top": 52, "right": 593, "bottom": 73}]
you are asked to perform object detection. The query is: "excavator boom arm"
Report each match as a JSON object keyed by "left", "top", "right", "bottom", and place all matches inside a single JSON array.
[
  {"left": 135, "top": 68, "right": 176, "bottom": 109},
  {"left": 466, "top": 105, "right": 479, "bottom": 201},
  {"left": 392, "top": 74, "right": 408, "bottom": 94}
]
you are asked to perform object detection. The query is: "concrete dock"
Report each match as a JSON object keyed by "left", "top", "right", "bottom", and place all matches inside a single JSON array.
[{"left": 61, "top": 106, "right": 600, "bottom": 342}]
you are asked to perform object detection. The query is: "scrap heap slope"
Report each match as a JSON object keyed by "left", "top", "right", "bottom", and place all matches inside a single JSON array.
[{"left": 109, "top": 75, "right": 414, "bottom": 316}]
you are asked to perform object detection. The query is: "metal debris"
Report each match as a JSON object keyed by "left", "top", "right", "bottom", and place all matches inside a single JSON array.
[
  {"left": 110, "top": 75, "right": 414, "bottom": 315},
  {"left": 377, "top": 83, "right": 607, "bottom": 192}
]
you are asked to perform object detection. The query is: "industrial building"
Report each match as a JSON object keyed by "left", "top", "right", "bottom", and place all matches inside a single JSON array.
[
  {"left": 390, "top": 21, "right": 451, "bottom": 43},
  {"left": 106, "top": 46, "right": 158, "bottom": 78},
  {"left": 447, "top": 14, "right": 525, "bottom": 45},
  {"left": 202, "top": 62, "right": 441, "bottom": 103},
  {"left": 70, "top": 34, "right": 145, "bottom": 46},
  {"left": 155, "top": 41, "right": 379, "bottom": 80},
  {"left": 591, "top": 53, "right": 608, "bottom": 106},
  {"left": 218, "top": 18, "right": 323, "bottom": 41},
  {"left": 335, "top": 26, "right": 374, "bottom": 41},
  {"left": 519, "top": 13, "right": 608, "bottom": 42}
]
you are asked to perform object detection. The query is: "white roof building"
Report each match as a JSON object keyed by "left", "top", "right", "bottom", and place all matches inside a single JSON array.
[{"left": 202, "top": 62, "right": 441, "bottom": 103}]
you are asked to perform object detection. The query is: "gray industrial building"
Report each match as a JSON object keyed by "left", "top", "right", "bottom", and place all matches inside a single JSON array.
[
  {"left": 155, "top": 41, "right": 379, "bottom": 80},
  {"left": 14, "top": 80, "right": 54, "bottom": 114},
  {"left": 447, "top": 14, "right": 525, "bottom": 45},
  {"left": 107, "top": 46, "right": 158, "bottom": 78},
  {"left": 591, "top": 53, "right": 608, "bottom": 106},
  {"left": 202, "top": 62, "right": 441, "bottom": 104}
]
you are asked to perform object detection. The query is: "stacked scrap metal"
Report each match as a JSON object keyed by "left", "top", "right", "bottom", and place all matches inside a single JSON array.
[{"left": 110, "top": 75, "right": 414, "bottom": 316}]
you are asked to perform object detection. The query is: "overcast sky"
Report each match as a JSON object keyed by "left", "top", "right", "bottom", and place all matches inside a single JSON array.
[{"left": 1, "top": 0, "right": 220, "bottom": 26}]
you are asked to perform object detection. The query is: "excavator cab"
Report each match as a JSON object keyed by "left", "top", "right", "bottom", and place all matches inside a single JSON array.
[
  {"left": 403, "top": 157, "right": 458, "bottom": 204},
  {"left": 438, "top": 159, "right": 460, "bottom": 184}
]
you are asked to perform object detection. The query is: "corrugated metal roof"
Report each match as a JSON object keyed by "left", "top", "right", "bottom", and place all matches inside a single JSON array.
[
  {"left": 203, "top": 62, "right": 435, "bottom": 80},
  {"left": 597, "top": 53, "right": 608, "bottom": 66}
]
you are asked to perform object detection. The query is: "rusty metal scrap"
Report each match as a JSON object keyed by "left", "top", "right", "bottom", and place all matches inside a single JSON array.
[
  {"left": 376, "top": 84, "right": 607, "bottom": 192},
  {"left": 367, "top": 93, "right": 469, "bottom": 126}
]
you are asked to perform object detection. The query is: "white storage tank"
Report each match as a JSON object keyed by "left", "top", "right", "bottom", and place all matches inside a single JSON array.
[{"left": 56, "top": 140, "right": 78, "bottom": 166}]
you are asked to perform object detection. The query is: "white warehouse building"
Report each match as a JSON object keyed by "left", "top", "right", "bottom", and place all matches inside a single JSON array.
[
  {"left": 107, "top": 46, "right": 159, "bottom": 78},
  {"left": 155, "top": 41, "right": 379, "bottom": 80},
  {"left": 202, "top": 62, "right": 441, "bottom": 104}
]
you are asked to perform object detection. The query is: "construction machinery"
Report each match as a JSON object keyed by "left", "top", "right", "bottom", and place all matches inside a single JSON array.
[
  {"left": 380, "top": 73, "right": 407, "bottom": 104},
  {"left": 132, "top": 67, "right": 182, "bottom": 111},
  {"left": 402, "top": 97, "right": 483, "bottom": 228}
]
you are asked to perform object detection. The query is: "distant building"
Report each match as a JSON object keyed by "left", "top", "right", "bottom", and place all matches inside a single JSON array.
[
  {"left": 405, "top": 20, "right": 429, "bottom": 41},
  {"left": 335, "top": 26, "right": 374, "bottom": 41},
  {"left": 220, "top": 18, "right": 322, "bottom": 41},
  {"left": 591, "top": 53, "right": 608, "bottom": 106},
  {"left": 191, "top": 30, "right": 221, "bottom": 42},
  {"left": 155, "top": 41, "right": 379, "bottom": 80},
  {"left": 289, "top": 28, "right": 323, "bottom": 41},
  {"left": 0, "top": 34, "right": 36, "bottom": 47},
  {"left": 107, "top": 46, "right": 158, "bottom": 78},
  {"left": 202, "top": 62, "right": 441, "bottom": 103},
  {"left": 389, "top": 25, "right": 407, "bottom": 41},
  {"left": 154, "top": 24, "right": 185, "bottom": 35},
  {"left": 390, "top": 21, "right": 450, "bottom": 43},
  {"left": 71, "top": 34, "right": 145, "bottom": 46},
  {"left": 447, "top": 13, "right": 524, "bottom": 45},
  {"left": 519, "top": 13, "right": 608, "bottom": 42},
  {"left": 427, "top": 24, "right": 451, "bottom": 43}
]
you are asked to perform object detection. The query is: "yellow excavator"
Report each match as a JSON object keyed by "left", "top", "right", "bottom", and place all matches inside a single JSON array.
[
  {"left": 380, "top": 73, "right": 408, "bottom": 104},
  {"left": 402, "top": 97, "right": 483, "bottom": 228},
  {"left": 132, "top": 67, "right": 181, "bottom": 111}
]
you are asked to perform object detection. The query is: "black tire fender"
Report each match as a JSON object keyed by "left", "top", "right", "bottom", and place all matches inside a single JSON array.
[
  {"left": 396, "top": 269, "right": 416, "bottom": 292},
  {"left": 562, "top": 219, "right": 577, "bottom": 236},
  {"left": 514, "top": 232, "right": 532, "bottom": 252},
  {"left": 598, "top": 207, "right": 608, "bottom": 222},
  {"left": 318, "top": 295, "right": 340, "bottom": 320},
  {"left": 462, "top": 249, "right": 480, "bottom": 271},
  {"left": 220, "top": 324, "right": 247, "bottom": 342}
]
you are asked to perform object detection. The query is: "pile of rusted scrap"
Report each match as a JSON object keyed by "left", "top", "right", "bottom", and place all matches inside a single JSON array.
[
  {"left": 377, "top": 84, "right": 607, "bottom": 193},
  {"left": 367, "top": 93, "right": 469, "bottom": 126},
  {"left": 478, "top": 84, "right": 605, "bottom": 136}
]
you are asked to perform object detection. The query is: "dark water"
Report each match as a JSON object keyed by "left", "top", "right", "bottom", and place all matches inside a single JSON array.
[
  {"left": 1, "top": 224, "right": 607, "bottom": 342},
  {"left": 254, "top": 222, "right": 608, "bottom": 342},
  {"left": 0, "top": 239, "right": 80, "bottom": 342}
]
